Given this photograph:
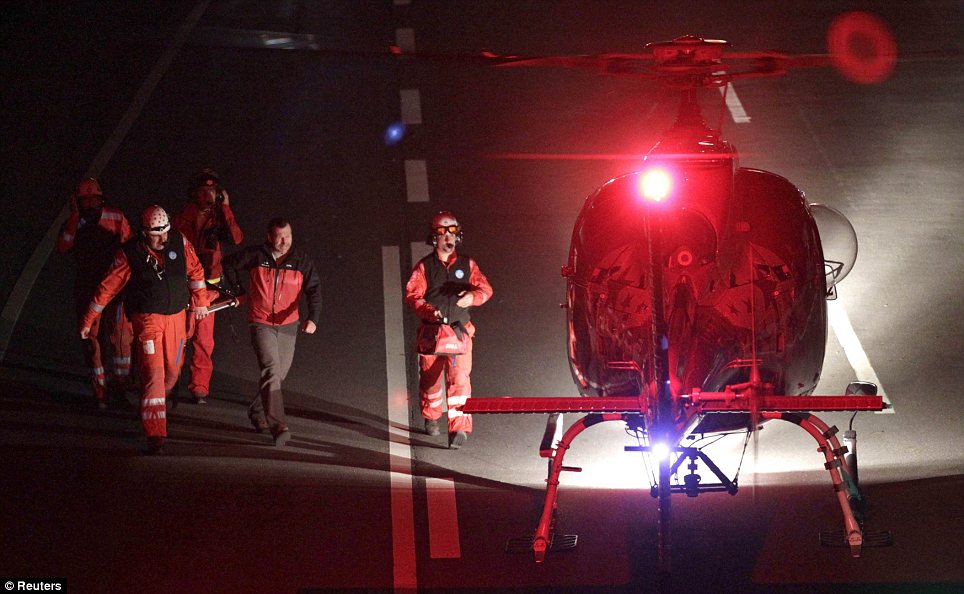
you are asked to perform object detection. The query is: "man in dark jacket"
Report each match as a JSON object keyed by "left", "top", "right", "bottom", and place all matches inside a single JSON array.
[{"left": 223, "top": 217, "right": 321, "bottom": 446}]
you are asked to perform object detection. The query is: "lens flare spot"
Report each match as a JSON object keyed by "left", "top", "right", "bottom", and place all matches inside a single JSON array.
[
  {"left": 651, "top": 442, "right": 671, "bottom": 461},
  {"left": 827, "top": 11, "right": 898, "bottom": 84},
  {"left": 640, "top": 168, "right": 671, "bottom": 202},
  {"left": 384, "top": 122, "right": 406, "bottom": 145}
]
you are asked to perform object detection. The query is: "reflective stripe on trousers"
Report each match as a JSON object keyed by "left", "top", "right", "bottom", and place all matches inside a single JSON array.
[
  {"left": 131, "top": 310, "right": 187, "bottom": 438},
  {"left": 417, "top": 334, "right": 474, "bottom": 433}
]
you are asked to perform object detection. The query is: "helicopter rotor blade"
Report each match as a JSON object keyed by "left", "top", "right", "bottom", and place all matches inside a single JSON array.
[{"left": 392, "top": 47, "right": 663, "bottom": 78}]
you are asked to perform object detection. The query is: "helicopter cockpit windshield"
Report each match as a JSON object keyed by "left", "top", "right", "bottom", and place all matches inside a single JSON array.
[{"left": 809, "top": 203, "right": 858, "bottom": 292}]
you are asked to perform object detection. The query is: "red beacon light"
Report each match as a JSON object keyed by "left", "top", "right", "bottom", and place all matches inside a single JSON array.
[{"left": 639, "top": 168, "right": 672, "bottom": 202}]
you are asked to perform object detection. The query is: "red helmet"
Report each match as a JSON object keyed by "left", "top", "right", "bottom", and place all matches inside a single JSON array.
[
  {"left": 76, "top": 178, "right": 103, "bottom": 197},
  {"left": 428, "top": 211, "right": 463, "bottom": 246},
  {"left": 141, "top": 205, "right": 170, "bottom": 235},
  {"left": 431, "top": 211, "right": 458, "bottom": 229},
  {"left": 188, "top": 168, "right": 222, "bottom": 194}
]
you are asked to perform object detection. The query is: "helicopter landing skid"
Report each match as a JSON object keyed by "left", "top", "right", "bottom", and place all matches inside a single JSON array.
[
  {"left": 529, "top": 412, "right": 627, "bottom": 563},
  {"left": 820, "top": 528, "right": 893, "bottom": 549},
  {"left": 759, "top": 410, "right": 890, "bottom": 557},
  {"left": 460, "top": 393, "right": 887, "bottom": 562},
  {"left": 505, "top": 534, "right": 578, "bottom": 556}
]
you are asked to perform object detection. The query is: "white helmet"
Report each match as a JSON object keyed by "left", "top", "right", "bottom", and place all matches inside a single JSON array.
[{"left": 141, "top": 205, "right": 170, "bottom": 235}]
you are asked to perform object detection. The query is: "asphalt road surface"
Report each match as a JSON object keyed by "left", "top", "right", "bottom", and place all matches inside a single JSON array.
[{"left": 1, "top": 2, "right": 962, "bottom": 593}]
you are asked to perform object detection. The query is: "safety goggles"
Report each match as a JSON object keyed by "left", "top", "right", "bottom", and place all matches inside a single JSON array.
[
  {"left": 433, "top": 225, "right": 460, "bottom": 236},
  {"left": 145, "top": 222, "right": 170, "bottom": 235}
]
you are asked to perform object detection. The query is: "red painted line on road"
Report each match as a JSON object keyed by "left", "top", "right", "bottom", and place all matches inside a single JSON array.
[
  {"left": 426, "top": 477, "right": 461, "bottom": 558},
  {"left": 383, "top": 246, "right": 418, "bottom": 591}
]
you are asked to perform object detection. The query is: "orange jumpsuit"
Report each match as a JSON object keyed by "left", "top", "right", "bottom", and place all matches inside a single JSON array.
[
  {"left": 173, "top": 201, "right": 244, "bottom": 397},
  {"left": 405, "top": 251, "right": 492, "bottom": 434},
  {"left": 57, "top": 206, "right": 134, "bottom": 403},
  {"left": 81, "top": 235, "right": 209, "bottom": 439}
]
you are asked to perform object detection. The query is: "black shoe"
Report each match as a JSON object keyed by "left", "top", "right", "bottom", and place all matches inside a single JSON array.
[
  {"left": 96, "top": 400, "right": 109, "bottom": 412},
  {"left": 448, "top": 430, "right": 467, "bottom": 449},
  {"left": 273, "top": 428, "right": 291, "bottom": 448},
  {"left": 145, "top": 437, "right": 166, "bottom": 456},
  {"left": 192, "top": 392, "right": 208, "bottom": 405},
  {"left": 425, "top": 419, "right": 440, "bottom": 436},
  {"left": 249, "top": 415, "right": 269, "bottom": 434},
  {"left": 107, "top": 390, "right": 132, "bottom": 411}
]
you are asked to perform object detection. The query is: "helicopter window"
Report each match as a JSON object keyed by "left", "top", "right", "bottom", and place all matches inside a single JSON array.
[
  {"left": 590, "top": 243, "right": 647, "bottom": 289},
  {"left": 570, "top": 155, "right": 742, "bottom": 283},
  {"left": 574, "top": 176, "right": 649, "bottom": 275},
  {"left": 753, "top": 262, "right": 790, "bottom": 282},
  {"left": 660, "top": 208, "right": 717, "bottom": 266}
]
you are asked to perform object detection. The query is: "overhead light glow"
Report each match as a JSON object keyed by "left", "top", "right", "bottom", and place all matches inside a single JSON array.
[{"left": 640, "top": 168, "right": 671, "bottom": 202}]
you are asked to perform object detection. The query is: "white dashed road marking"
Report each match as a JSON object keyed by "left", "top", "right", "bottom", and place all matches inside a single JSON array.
[
  {"left": 828, "top": 300, "right": 893, "bottom": 412},
  {"left": 719, "top": 82, "right": 751, "bottom": 123}
]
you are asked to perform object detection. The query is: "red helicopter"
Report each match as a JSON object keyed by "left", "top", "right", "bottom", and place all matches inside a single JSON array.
[{"left": 451, "top": 13, "right": 896, "bottom": 574}]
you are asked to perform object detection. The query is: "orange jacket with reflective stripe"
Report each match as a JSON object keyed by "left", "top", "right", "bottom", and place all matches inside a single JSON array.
[
  {"left": 57, "top": 206, "right": 132, "bottom": 290},
  {"left": 81, "top": 234, "right": 210, "bottom": 330},
  {"left": 173, "top": 202, "right": 244, "bottom": 281}
]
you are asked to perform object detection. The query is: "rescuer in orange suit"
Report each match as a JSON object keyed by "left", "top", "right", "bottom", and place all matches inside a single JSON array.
[
  {"left": 57, "top": 178, "right": 134, "bottom": 410},
  {"left": 405, "top": 211, "right": 493, "bottom": 449},
  {"left": 173, "top": 169, "right": 244, "bottom": 404},
  {"left": 80, "top": 205, "right": 211, "bottom": 454}
]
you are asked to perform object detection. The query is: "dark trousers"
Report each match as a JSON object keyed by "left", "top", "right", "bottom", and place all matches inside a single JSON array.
[{"left": 248, "top": 322, "right": 298, "bottom": 432}]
